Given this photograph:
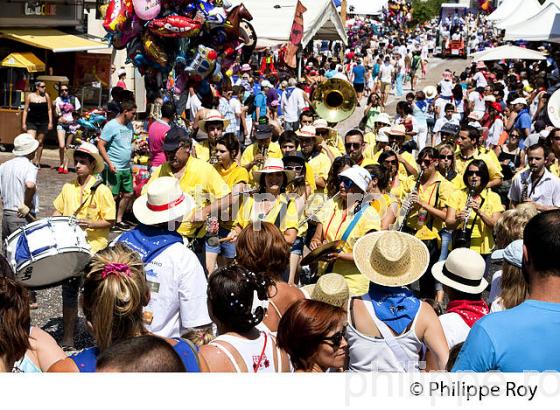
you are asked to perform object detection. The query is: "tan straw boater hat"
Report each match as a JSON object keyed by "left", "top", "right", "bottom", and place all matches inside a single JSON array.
[
  {"left": 301, "top": 273, "right": 349, "bottom": 308},
  {"left": 252, "top": 157, "right": 295, "bottom": 183},
  {"left": 66, "top": 141, "right": 105, "bottom": 174},
  {"left": 312, "top": 118, "right": 333, "bottom": 131},
  {"left": 133, "top": 177, "right": 195, "bottom": 225},
  {"left": 12, "top": 133, "right": 39, "bottom": 156},
  {"left": 431, "top": 248, "right": 488, "bottom": 294},
  {"left": 385, "top": 124, "right": 407, "bottom": 137},
  {"left": 423, "top": 85, "right": 437, "bottom": 99},
  {"left": 296, "top": 125, "right": 317, "bottom": 139},
  {"left": 199, "top": 109, "right": 230, "bottom": 132},
  {"left": 353, "top": 231, "right": 429, "bottom": 287}
]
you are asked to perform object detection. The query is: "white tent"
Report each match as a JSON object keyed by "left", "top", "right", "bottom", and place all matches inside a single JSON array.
[
  {"left": 504, "top": 1, "right": 560, "bottom": 42},
  {"left": 472, "top": 45, "right": 546, "bottom": 62},
  {"left": 496, "top": 0, "right": 542, "bottom": 29},
  {"left": 346, "top": 0, "right": 387, "bottom": 16},
  {"left": 487, "top": 0, "right": 522, "bottom": 22},
  {"left": 231, "top": 0, "right": 348, "bottom": 48}
]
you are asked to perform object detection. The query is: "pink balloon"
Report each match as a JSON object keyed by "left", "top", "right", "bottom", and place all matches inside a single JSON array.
[{"left": 132, "top": 0, "right": 160, "bottom": 21}]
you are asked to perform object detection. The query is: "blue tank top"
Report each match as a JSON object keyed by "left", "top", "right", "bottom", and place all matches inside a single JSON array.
[{"left": 70, "top": 338, "right": 201, "bottom": 372}]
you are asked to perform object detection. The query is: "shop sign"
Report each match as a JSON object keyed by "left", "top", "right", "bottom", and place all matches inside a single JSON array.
[{"left": 24, "top": 1, "right": 57, "bottom": 16}]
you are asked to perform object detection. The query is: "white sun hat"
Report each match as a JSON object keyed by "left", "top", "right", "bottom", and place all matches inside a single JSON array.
[{"left": 432, "top": 248, "right": 488, "bottom": 294}]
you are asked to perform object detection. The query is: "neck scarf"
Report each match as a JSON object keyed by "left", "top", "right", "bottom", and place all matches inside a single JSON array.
[
  {"left": 368, "top": 283, "right": 421, "bottom": 334},
  {"left": 117, "top": 224, "right": 183, "bottom": 264},
  {"left": 446, "top": 299, "right": 489, "bottom": 328}
]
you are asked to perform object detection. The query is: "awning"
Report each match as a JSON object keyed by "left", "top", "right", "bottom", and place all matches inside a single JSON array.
[
  {"left": 0, "top": 29, "right": 108, "bottom": 53},
  {"left": 1, "top": 52, "right": 45, "bottom": 72}
]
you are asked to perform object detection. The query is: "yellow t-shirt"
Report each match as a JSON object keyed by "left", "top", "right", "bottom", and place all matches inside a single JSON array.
[
  {"left": 53, "top": 177, "right": 116, "bottom": 254},
  {"left": 147, "top": 156, "right": 231, "bottom": 238},
  {"left": 214, "top": 162, "right": 250, "bottom": 230},
  {"left": 454, "top": 148, "right": 503, "bottom": 189},
  {"left": 307, "top": 152, "right": 332, "bottom": 193},
  {"left": 319, "top": 198, "right": 381, "bottom": 295},
  {"left": 370, "top": 193, "right": 399, "bottom": 224},
  {"left": 446, "top": 188, "right": 504, "bottom": 255},
  {"left": 371, "top": 150, "right": 416, "bottom": 177},
  {"left": 193, "top": 140, "right": 211, "bottom": 162},
  {"left": 326, "top": 132, "right": 345, "bottom": 154},
  {"left": 401, "top": 172, "right": 456, "bottom": 239},
  {"left": 389, "top": 173, "right": 411, "bottom": 202},
  {"left": 234, "top": 193, "right": 299, "bottom": 234},
  {"left": 304, "top": 163, "right": 317, "bottom": 192},
  {"left": 549, "top": 160, "right": 560, "bottom": 178},
  {"left": 240, "top": 142, "right": 283, "bottom": 185}
]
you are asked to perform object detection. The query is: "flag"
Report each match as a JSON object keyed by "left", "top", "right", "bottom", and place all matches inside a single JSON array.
[{"left": 284, "top": 1, "right": 307, "bottom": 69}]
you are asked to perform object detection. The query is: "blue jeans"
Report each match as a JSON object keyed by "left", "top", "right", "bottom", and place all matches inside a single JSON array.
[
  {"left": 436, "top": 229, "right": 453, "bottom": 292},
  {"left": 395, "top": 73, "right": 404, "bottom": 96}
]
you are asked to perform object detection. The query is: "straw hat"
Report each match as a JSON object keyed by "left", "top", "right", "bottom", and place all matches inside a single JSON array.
[
  {"left": 423, "top": 85, "right": 437, "bottom": 99},
  {"left": 252, "top": 158, "right": 294, "bottom": 183},
  {"left": 296, "top": 125, "right": 317, "bottom": 139},
  {"left": 12, "top": 133, "right": 39, "bottom": 157},
  {"left": 312, "top": 118, "right": 333, "bottom": 131},
  {"left": 386, "top": 124, "right": 407, "bottom": 137},
  {"left": 301, "top": 273, "right": 349, "bottom": 308},
  {"left": 432, "top": 248, "right": 488, "bottom": 294},
  {"left": 353, "top": 231, "right": 429, "bottom": 287},
  {"left": 476, "top": 61, "right": 487, "bottom": 69},
  {"left": 133, "top": 177, "right": 195, "bottom": 226},
  {"left": 199, "top": 109, "right": 230, "bottom": 132},
  {"left": 66, "top": 141, "right": 105, "bottom": 174}
]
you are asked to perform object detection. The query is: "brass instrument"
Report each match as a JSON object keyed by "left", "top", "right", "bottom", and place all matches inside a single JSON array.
[
  {"left": 311, "top": 79, "right": 357, "bottom": 123},
  {"left": 256, "top": 144, "right": 268, "bottom": 169},
  {"left": 393, "top": 170, "right": 424, "bottom": 231}
]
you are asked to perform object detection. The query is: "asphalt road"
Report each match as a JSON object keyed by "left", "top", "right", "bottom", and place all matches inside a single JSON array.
[{"left": 0, "top": 57, "right": 472, "bottom": 350}]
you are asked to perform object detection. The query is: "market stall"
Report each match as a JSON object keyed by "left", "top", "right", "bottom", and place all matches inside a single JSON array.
[{"left": 504, "top": 0, "right": 560, "bottom": 42}]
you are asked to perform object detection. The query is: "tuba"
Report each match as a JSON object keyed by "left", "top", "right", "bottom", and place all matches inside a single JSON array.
[{"left": 311, "top": 79, "right": 357, "bottom": 123}]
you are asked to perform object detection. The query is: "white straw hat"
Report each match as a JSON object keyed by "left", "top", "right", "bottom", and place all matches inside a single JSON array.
[
  {"left": 301, "top": 273, "right": 350, "bottom": 308},
  {"left": 199, "top": 109, "right": 231, "bottom": 132},
  {"left": 423, "top": 85, "right": 437, "bottom": 99},
  {"left": 133, "top": 177, "right": 195, "bottom": 226},
  {"left": 353, "top": 231, "right": 429, "bottom": 287},
  {"left": 12, "top": 133, "right": 39, "bottom": 156},
  {"left": 432, "top": 248, "right": 488, "bottom": 294},
  {"left": 66, "top": 141, "right": 105, "bottom": 174},
  {"left": 252, "top": 157, "right": 295, "bottom": 183},
  {"left": 374, "top": 113, "right": 392, "bottom": 126}
]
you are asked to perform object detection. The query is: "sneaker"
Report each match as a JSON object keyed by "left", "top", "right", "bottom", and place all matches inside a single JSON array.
[{"left": 114, "top": 221, "right": 131, "bottom": 231}]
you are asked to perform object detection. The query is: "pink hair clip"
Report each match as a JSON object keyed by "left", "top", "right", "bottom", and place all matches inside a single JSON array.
[{"left": 101, "top": 263, "right": 132, "bottom": 280}]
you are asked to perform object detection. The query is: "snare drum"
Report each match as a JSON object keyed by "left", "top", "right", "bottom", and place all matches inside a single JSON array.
[{"left": 5, "top": 217, "right": 92, "bottom": 288}]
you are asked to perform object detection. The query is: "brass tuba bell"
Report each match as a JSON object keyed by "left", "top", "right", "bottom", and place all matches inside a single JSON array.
[{"left": 311, "top": 79, "right": 357, "bottom": 123}]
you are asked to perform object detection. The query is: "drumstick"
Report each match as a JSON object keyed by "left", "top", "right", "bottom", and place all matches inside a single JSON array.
[{"left": 18, "top": 205, "right": 37, "bottom": 222}]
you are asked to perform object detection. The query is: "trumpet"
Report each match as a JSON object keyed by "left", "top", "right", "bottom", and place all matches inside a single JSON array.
[
  {"left": 256, "top": 144, "right": 268, "bottom": 169},
  {"left": 393, "top": 170, "right": 424, "bottom": 231}
]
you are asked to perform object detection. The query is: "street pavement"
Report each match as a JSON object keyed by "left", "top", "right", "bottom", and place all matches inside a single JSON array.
[{"left": 0, "top": 57, "right": 471, "bottom": 350}]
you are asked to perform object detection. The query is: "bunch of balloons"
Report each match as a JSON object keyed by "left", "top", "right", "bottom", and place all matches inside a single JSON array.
[{"left": 102, "top": 0, "right": 257, "bottom": 97}]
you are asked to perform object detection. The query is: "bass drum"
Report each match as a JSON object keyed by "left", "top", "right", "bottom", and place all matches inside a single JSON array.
[{"left": 4, "top": 217, "right": 92, "bottom": 289}]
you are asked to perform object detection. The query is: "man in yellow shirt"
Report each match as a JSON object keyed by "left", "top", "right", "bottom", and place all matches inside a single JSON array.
[
  {"left": 193, "top": 109, "right": 229, "bottom": 163},
  {"left": 313, "top": 119, "right": 343, "bottom": 157},
  {"left": 240, "top": 124, "right": 282, "bottom": 185},
  {"left": 298, "top": 125, "right": 333, "bottom": 193},
  {"left": 53, "top": 141, "right": 116, "bottom": 350},
  {"left": 147, "top": 127, "right": 231, "bottom": 260},
  {"left": 455, "top": 125, "right": 502, "bottom": 189},
  {"left": 278, "top": 130, "right": 316, "bottom": 192},
  {"left": 344, "top": 129, "right": 376, "bottom": 167}
]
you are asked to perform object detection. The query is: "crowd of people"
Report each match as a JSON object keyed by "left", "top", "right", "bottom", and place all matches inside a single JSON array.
[{"left": 2, "top": 9, "right": 560, "bottom": 374}]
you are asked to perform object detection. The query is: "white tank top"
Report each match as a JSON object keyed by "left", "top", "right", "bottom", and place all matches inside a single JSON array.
[
  {"left": 255, "top": 300, "right": 283, "bottom": 337},
  {"left": 346, "top": 296, "right": 424, "bottom": 372},
  {"left": 209, "top": 331, "right": 284, "bottom": 373}
]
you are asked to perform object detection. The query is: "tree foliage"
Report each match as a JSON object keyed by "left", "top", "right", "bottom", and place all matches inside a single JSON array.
[{"left": 411, "top": 0, "right": 446, "bottom": 24}]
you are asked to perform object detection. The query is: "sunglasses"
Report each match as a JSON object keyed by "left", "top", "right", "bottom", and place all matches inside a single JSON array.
[
  {"left": 465, "top": 170, "right": 481, "bottom": 176},
  {"left": 418, "top": 159, "right": 434, "bottom": 167},
  {"left": 285, "top": 165, "right": 303, "bottom": 172},
  {"left": 316, "top": 130, "right": 329, "bottom": 136},
  {"left": 338, "top": 176, "right": 355, "bottom": 190},
  {"left": 300, "top": 120, "right": 313, "bottom": 125},
  {"left": 322, "top": 327, "right": 347, "bottom": 349},
  {"left": 383, "top": 159, "right": 398, "bottom": 165},
  {"left": 439, "top": 154, "right": 453, "bottom": 160},
  {"left": 345, "top": 142, "right": 362, "bottom": 149}
]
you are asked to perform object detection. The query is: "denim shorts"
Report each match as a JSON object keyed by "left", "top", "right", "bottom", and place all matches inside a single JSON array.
[
  {"left": 205, "top": 226, "right": 236, "bottom": 258},
  {"left": 290, "top": 236, "right": 304, "bottom": 255}
]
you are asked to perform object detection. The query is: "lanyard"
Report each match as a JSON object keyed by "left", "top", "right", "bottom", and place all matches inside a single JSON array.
[
  {"left": 325, "top": 208, "right": 348, "bottom": 240},
  {"left": 253, "top": 332, "right": 269, "bottom": 372}
]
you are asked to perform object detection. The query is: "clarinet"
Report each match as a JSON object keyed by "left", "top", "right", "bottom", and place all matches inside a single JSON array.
[
  {"left": 453, "top": 180, "right": 476, "bottom": 249},
  {"left": 393, "top": 169, "right": 424, "bottom": 232}
]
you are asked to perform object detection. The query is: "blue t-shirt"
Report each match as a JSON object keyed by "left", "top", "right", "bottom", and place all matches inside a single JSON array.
[
  {"left": 514, "top": 109, "right": 532, "bottom": 131},
  {"left": 452, "top": 300, "right": 560, "bottom": 372},
  {"left": 253, "top": 92, "right": 267, "bottom": 120},
  {"left": 352, "top": 64, "right": 366, "bottom": 84},
  {"left": 100, "top": 118, "right": 133, "bottom": 170}
]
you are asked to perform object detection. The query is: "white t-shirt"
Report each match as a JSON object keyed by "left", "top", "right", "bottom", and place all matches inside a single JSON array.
[
  {"left": 439, "top": 312, "right": 471, "bottom": 349},
  {"left": 487, "top": 118, "right": 504, "bottom": 146},
  {"left": 433, "top": 116, "right": 460, "bottom": 133},
  {"left": 0, "top": 156, "right": 38, "bottom": 213},
  {"left": 434, "top": 98, "right": 450, "bottom": 119},
  {"left": 379, "top": 63, "right": 394, "bottom": 83},
  {"left": 229, "top": 97, "right": 242, "bottom": 133},
  {"left": 472, "top": 71, "right": 488, "bottom": 88},
  {"left": 439, "top": 79, "right": 453, "bottom": 97},
  {"left": 468, "top": 91, "right": 486, "bottom": 114},
  {"left": 143, "top": 242, "right": 211, "bottom": 338},
  {"left": 281, "top": 87, "right": 306, "bottom": 123}
]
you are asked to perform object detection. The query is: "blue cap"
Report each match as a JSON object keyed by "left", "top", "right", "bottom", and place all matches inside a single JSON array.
[{"left": 491, "top": 239, "right": 523, "bottom": 268}]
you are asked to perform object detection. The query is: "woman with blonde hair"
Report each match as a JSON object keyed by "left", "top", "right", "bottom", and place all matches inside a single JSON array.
[
  {"left": 236, "top": 222, "right": 305, "bottom": 335},
  {"left": 49, "top": 244, "right": 205, "bottom": 372},
  {"left": 490, "top": 240, "right": 527, "bottom": 312}
]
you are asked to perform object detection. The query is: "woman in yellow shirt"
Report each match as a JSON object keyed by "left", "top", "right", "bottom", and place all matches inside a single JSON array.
[
  {"left": 379, "top": 149, "right": 409, "bottom": 203},
  {"left": 310, "top": 165, "right": 381, "bottom": 295},
  {"left": 206, "top": 133, "right": 249, "bottom": 274},
  {"left": 364, "top": 164, "right": 398, "bottom": 230},
  {"left": 446, "top": 159, "right": 504, "bottom": 264},
  {"left": 228, "top": 158, "right": 299, "bottom": 246}
]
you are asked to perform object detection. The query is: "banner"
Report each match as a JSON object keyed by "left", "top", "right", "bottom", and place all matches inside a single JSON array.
[{"left": 284, "top": 0, "right": 307, "bottom": 69}]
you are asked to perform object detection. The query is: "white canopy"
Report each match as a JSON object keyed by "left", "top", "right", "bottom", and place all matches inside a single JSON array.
[
  {"left": 346, "top": 0, "right": 387, "bottom": 16},
  {"left": 504, "top": 1, "right": 560, "bottom": 42},
  {"left": 232, "top": 0, "right": 348, "bottom": 48},
  {"left": 496, "top": 0, "right": 542, "bottom": 29},
  {"left": 472, "top": 45, "right": 546, "bottom": 62},
  {"left": 487, "top": 0, "right": 522, "bottom": 22}
]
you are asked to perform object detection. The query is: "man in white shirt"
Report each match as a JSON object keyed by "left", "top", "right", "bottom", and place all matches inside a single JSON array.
[
  {"left": 509, "top": 143, "right": 560, "bottom": 210},
  {"left": 0, "top": 134, "right": 39, "bottom": 247},
  {"left": 472, "top": 63, "right": 488, "bottom": 89},
  {"left": 433, "top": 103, "right": 460, "bottom": 146},
  {"left": 281, "top": 78, "right": 306, "bottom": 132},
  {"left": 468, "top": 88, "right": 486, "bottom": 116},
  {"left": 379, "top": 56, "right": 394, "bottom": 105},
  {"left": 117, "top": 177, "right": 212, "bottom": 342}
]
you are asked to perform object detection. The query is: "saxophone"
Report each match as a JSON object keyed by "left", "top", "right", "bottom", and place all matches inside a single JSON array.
[{"left": 393, "top": 169, "right": 424, "bottom": 231}]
